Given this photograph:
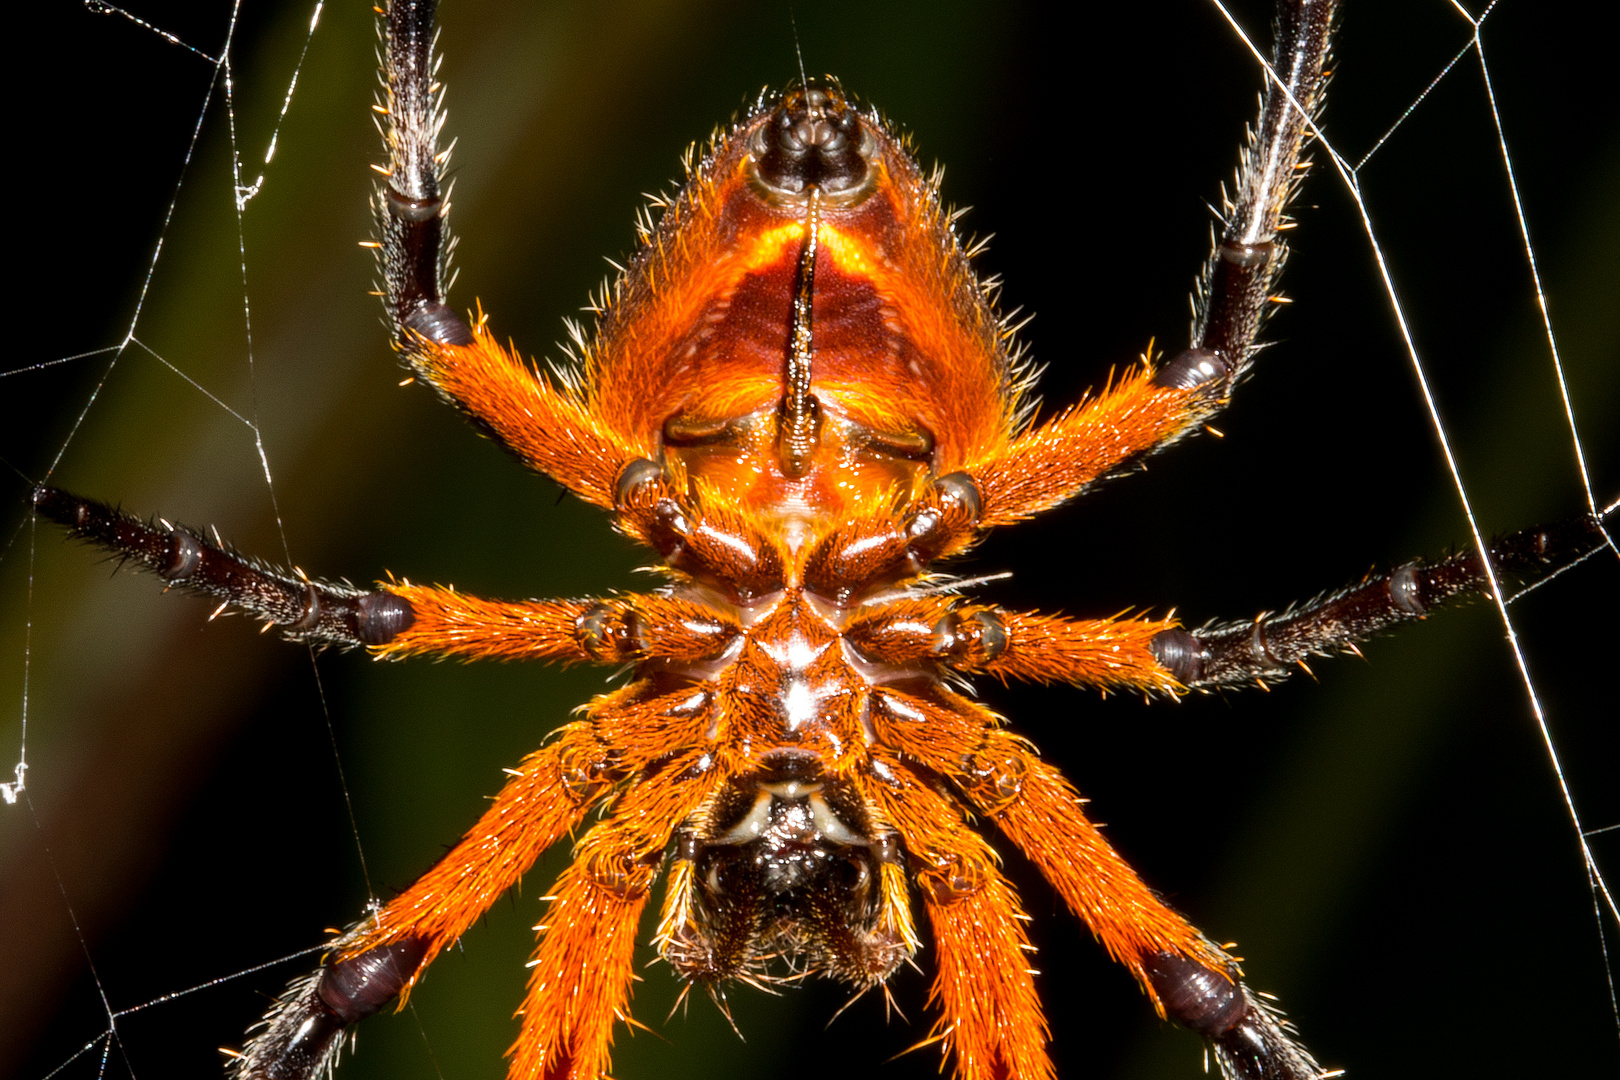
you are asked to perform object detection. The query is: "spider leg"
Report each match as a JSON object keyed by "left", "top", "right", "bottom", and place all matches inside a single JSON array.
[
  {"left": 232, "top": 679, "right": 720, "bottom": 1079},
  {"left": 961, "top": 0, "right": 1334, "bottom": 527},
  {"left": 850, "top": 509, "right": 1611, "bottom": 697},
  {"left": 32, "top": 487, "right": 414, "bottom": 650},
  {"left": 964, "top": 732, "right": 1327, "bottom": 1080},
  {"left": 867, "top": 683, "right": 1326, "bottom": 1078},
  {"left": 373, "top": 0, "right": 648, "bottom": 506},
  {"left": 862, "top": 759, "right": 1052, "bottom": 1080},
  {"left": 32, "top": 487, "right": 746, "bottom": 666},
  {"left": 228, "top": 722, "right": 612, "bottom": 1080},
  {"left": 374, "top": 0, "right": 468, "bottom": 350},
  {"left": 1148, "top": 511, "right": 1611, "bottom": 691},
  {"left": 377, "top": 585, "right": 742, "bottom": 666},
  {"left": 511, "top": 748, "right": 723, "bottom": 1080},
  {"left": 404, "top": 329, "right": 650, "bottom": 508},
  {"left": 967, "top": 367, "right": 1237, "bottom": 527},
  {"left": 846, "top": 596, "right": 1180, "bottom": 694}
]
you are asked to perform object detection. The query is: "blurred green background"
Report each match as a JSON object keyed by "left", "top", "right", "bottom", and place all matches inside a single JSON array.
[{"left": 4, "top": 1, "right": 1616, "bottom": 1077}]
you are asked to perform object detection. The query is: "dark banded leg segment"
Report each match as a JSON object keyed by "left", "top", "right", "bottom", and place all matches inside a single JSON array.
[
  {"left": 1181, "top": 0, "right": 1336, "bottom": 392},
  {"left": 375, "top": 0, "right": 472, "bottom": 349},
  {"left": 229, "top": 933, "right": 428, "bottom": 1080},
  {"left": 1146, "top": 952, "right": 1326, "bottom": 1080},
  {"left": 32, "top": 487, "right": 415, "bottom": 650},
  {"left": 1154, "top": 0, "right": 1335, "bottom": 398},
  {"left": 1150, "top": 512, "right": 1610, "bottom": 690}
]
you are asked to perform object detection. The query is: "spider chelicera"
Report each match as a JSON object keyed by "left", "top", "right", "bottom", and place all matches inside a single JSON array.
[{"left": 14, "top": 1, "right": 1617, "bottom": 1078}]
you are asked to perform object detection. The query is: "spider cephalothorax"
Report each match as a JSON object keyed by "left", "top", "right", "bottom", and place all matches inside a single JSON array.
[{"left": 32, "top": 1, "right": 1611, "bottom": 1078}]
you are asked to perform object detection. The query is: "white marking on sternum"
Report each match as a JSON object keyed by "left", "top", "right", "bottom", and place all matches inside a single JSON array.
[
  {"left": 759, "top": 618, "right": 835, "bottom": 733},
  {"left": 782, "top": 677, "right": 818, "bottom": 731}
]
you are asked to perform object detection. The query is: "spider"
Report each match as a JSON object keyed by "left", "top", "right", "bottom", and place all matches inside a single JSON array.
[{"left": 15, "top": 0, "right": 1620, "bottom": 1075}]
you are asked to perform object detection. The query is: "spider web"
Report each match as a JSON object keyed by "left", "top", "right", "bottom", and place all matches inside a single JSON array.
[{"left": 2, "top": 1, "right": 1615, "bottom": 1078}]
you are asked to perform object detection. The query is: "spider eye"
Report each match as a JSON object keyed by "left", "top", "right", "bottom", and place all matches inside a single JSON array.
[{"left": 754, "top": 80, "right": 871, "bottom": 196}]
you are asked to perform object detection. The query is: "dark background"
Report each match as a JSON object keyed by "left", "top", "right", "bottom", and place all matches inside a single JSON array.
[{"left": 4, "top": 1, "right": 1616, "bottom": 1077}]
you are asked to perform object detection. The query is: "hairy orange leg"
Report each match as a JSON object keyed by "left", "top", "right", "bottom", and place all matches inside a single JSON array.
[
  {"left": 376, "top": 589, "right": 596, "bottom": 661},
  {"left": 980, "top": 610, "right": 1182, "bottom": 692},
  {"left": 961, "top": 730, "right": 1234, "bottom": 1005},
  {"left": 846, "top": 598, "right": 1183, "bottom": 695},
  {"left": 870, "top": 691, "right": 1233, "bottom": 1022},
  {"left": 341, "top": 722, "right": 609, "bottom": 968},
  {"left": 375, "top": 585, "right": 740, "bottom": 666},
  {"left": 965, "top": 365, "right": 1224, "bottom": 526},
  {"left": 409, "top": 328, "right": 649, "bottom": 507},
  {"left": 512, "top": 749, "right": 723, "bottom": 1080},
  {"left": 341, "top": 678, "right": 721, "bottom": 963},
  {"left": 864, "top": 763, "right": 1052, "bottom": 1080}
]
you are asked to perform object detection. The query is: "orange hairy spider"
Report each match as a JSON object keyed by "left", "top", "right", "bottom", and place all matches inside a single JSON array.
[{"left": 26, "top": 1, "right": 1615, "bottom": 1078}]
